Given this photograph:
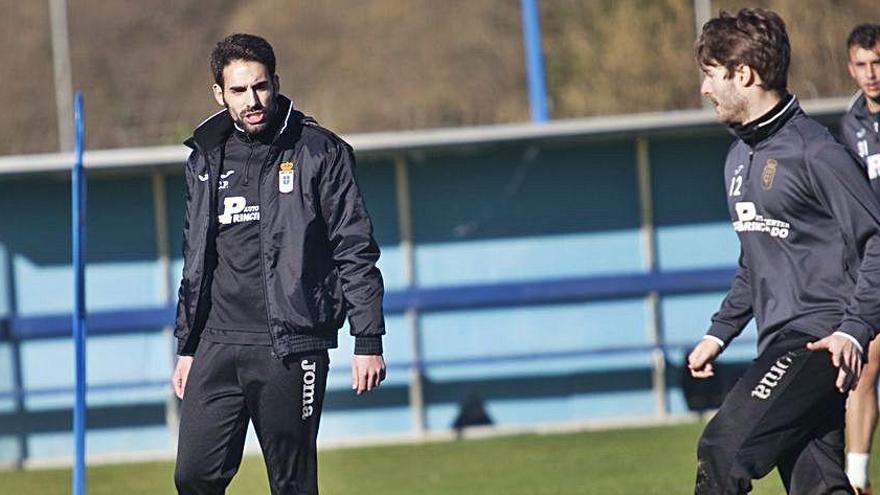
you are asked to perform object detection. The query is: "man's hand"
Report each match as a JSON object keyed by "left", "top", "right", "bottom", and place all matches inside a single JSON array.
[
  {"left": 172, "top": 356, "right": 194, "bottom": 400},
  {"left": 352, "top": 355, "right": 386, "bottom": 395},
  {"left": 688, "top": 339, "right": 723, "bottom": 379},
  {"left": 806, "top": 334, "right": 863, "bottom": 393}
]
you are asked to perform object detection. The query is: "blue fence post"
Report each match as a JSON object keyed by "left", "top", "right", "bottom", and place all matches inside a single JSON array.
[
  {"left": 520, "top": 0, "right": 549, "bottom": 122},
  {"left": 71, "top": 91, "right": 86, "bottom": 495}
]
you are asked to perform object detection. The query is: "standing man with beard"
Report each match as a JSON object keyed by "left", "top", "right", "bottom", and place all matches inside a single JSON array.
[
  {"left": 171, "top": 33, "right": 386, "bottom": 495},
  {"left": 687, "top": 9, "right": 880, "bottom": 494},
  {"left": 840, "top": 23, "right": 880, "bottom": 495}
]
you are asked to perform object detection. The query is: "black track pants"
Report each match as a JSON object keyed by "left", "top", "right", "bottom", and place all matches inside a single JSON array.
[
  {"left": 175, "top": 341, "right": 329, "bottom": 495},
  {"left": 695, "top": 330, "right": 853, "bottom": 495}
]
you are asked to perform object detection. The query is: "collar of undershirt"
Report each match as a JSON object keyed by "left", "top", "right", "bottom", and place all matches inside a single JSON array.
[{"left": 729, "top": 93, "right": 799, "bottom": 147}]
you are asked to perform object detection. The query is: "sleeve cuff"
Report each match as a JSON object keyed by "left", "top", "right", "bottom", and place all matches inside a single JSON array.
[
  {"left": 706, "top": 321, "right": 738, "bottom": 348},
  {"left": 177, "top": 337, "right": 196, "bottom": 356},
  {"left": 836, "top": 319, "right": 872, "bottom": 355},
  {"left": 832, "top": 331, "right": 865, "bottom": 356},
  {"left": 354, "top": 336, "right": 383, "bottom": 355},
  {"left": 702, "top": 335, "right": 726, "bottom": 349}
]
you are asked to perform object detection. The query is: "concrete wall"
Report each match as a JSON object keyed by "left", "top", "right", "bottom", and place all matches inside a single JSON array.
[{"left": 0, "top": 106, "right": 846, "bottom": 463}]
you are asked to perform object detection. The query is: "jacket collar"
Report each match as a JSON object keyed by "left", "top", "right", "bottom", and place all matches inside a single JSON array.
[
  {"left": 848, "top": 91, "right": 868, "bottom": 116},
  {"left": 184, "top": 94, "right": 303, "bottom": 151},
  {"left": 848, "top": 91, "right": 880, "bottom": 125},
  {"left": 729, "top": 93, "right": 800, "bottom": 147}
]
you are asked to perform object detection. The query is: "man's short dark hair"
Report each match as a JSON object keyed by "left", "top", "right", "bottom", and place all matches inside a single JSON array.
[
  {"left": 847, "top": 24, "right": 880, "bottom": 52},
  {"left": 695, "top": 8, "right": 790, "bottom": 93},
  {"left": 210, "top": 33, "right": 276, "bottom": 87}
]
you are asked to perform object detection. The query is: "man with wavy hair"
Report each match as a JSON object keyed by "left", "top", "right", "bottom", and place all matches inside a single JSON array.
[{"left": 687, "top": 9, "right": 880, "bottom": 494}]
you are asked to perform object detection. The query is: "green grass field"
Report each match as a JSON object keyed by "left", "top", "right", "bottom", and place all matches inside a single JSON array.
[{"left": 1, "top": 421, "right": 875, "bottom": 494}]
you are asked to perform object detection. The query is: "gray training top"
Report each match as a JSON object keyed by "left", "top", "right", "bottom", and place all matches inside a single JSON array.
[{"left": 706, "top": 95, "right": 880, "bottom": 354}]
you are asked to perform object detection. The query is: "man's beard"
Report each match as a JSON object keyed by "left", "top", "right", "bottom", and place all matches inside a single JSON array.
[
  {"left": 228, "top": 99, "right": 276, "bottom": 135},
  {"left": 713, "top": 91, "right": 749, "bottom": 125}
]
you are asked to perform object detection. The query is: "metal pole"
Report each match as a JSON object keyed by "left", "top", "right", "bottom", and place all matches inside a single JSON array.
[
  {"left": 151, "top": 171, "right": 180, "bottom": 440},
  {"left": 393, "top": 155, "right": 426, "bottom": 435},
  {"left": 9, "top": 338, "right": 26, "bottom": 469},
  {"left": 693, "top": 0, "right": 712, "bottom": 37},
  {"left": 71, "top": 91, "right": 86, "bottom": 495},
  {"left": 3, "top": 250, "right": 27, "bottom": 468},
  {"left": 151, "top": 171, "right": 171, "bottom": 307},
  {"left": 49, "top": 0, "right": 75, "bottom": 151},
  {"left": 520, "top": 0, "right": 549, "bottom": 123},
  {"left": 694, "top": 0, "right": 713, "bottom": 110},
  {"left": 635, "top": 137, "right": 667, "bottom": 417}
]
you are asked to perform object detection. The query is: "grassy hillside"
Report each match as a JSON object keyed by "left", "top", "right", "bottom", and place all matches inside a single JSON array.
[{"left": 0, "top": 0, "right": 874, "bottom": 155}]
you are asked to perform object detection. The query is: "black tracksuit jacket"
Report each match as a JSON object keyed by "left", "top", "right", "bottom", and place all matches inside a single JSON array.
[
  {"left": 707, "top": 95, "right": 880, "bottom": 354},
  {"left": 840, "top": 91, "right": 880, "bottom": 196},
  {"left": 174, "top": 95, "right": 385, "bottom": 358}
]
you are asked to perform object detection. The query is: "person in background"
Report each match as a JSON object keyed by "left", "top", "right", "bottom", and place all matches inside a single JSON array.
[{"left": 840, "top": 22, "right": 880, "bottom": 495}]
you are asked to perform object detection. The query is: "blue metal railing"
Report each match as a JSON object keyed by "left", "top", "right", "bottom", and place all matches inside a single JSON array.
[
  {"left": 4, "top": 266, "right": 736, "bottom": 340},
  {"left": 0, "top": 265, "right": 739, "bottom": 403}
]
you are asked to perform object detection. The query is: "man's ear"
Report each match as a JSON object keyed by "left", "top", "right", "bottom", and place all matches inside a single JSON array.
[
  {"left": 272, "top": 74, "right": 280, "bottom": 93},
  {"left": 736, "top": 64, "right": 760, "bottom": 88},
  {"left": 212, "top": 83, "right": 225, "bottom": 107}
]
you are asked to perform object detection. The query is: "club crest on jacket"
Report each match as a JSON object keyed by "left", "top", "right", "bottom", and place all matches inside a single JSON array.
[
  {"left": 762, "top": 159, "right": 777, "bottom": 191},
  {"left": 279, "top": 161, "right": 295, "bottom": 193}
]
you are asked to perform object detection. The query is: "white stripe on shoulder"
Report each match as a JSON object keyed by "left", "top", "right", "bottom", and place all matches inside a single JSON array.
[
  {"left": 757, "top": 95, "right": 797, "bottom": 128},
  {"left": 278, "top": 99, "right": 294, "bottom": 136},
  {"left": 196, "top": 108, "right": 226, "bottom": 129}
]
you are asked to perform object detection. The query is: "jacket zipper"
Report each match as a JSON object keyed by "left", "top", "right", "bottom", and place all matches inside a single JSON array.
[
  {"left": 256, "top": 137, "right": 282, "bottom": 357},
  {"left": 745, "top": 149, "right": 755, "bottom": 182},
  {"left": 243, "top": 134, "right": 255, "bottom": 186}
]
